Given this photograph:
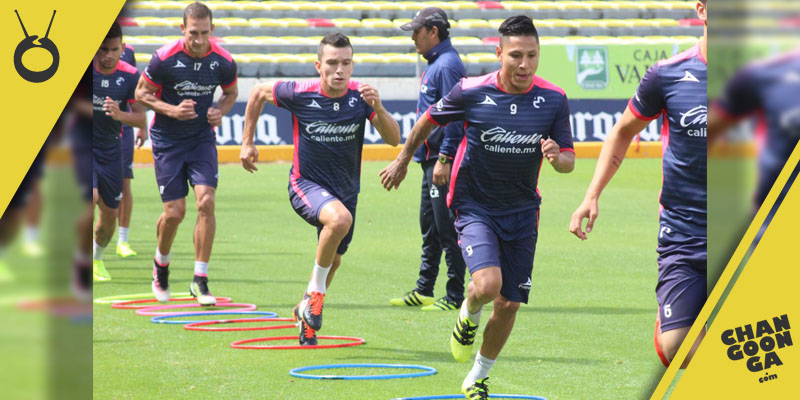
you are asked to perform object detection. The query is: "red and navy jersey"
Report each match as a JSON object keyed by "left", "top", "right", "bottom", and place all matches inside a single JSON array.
[
  {"left": 92, "top": 60, "right": 139, "bottom": 149},
  {"left": 426, "top": 71, "right": 574, "bottom": 216},
  {"left": 629, "top": 43, "right": 707, "bottom": 236},
  {"left": 715, "top": 49, "right": 800, "bottom": 206},
  {"left": 121, "top": 43, "right": 135, "bottom": 66},
  {"left": 143, "top": 39, "right": 237, "bottom": 145},
  {"left": 273, "top": 80, "right": 376, "bottom": 200}
]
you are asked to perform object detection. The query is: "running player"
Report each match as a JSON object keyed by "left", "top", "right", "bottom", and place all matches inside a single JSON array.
[
  {"left": 381, "top": 16, "right": 575, "bottom": 398},
  {"left": 135, "top": 1, "right": 238, "bottom": 305},
  {"left": 92, "top": 22, "right": 147, "bottom": 281},
  {"left": 116, "top": 42, "right": 148, "bottom": 258},
  {"left": 239, "top": 32, "right": 400, "bottom": 345},
  {"left": 570, "top": 0, "right": 707, "bottom": 368}
]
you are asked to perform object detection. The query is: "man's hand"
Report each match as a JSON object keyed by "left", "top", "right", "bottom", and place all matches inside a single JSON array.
[
  {"left": 135, "top": 128, "right": 148, "bottom": 149},
  {"left": 379, "top": 158, "right": 408, "bottom": 191},
  {"left": 103, "top": 97, "right": 122, "bottom": 121},
  {"left": 433, "top": 161, "right": 451, "bottom": 186},
  {"left": 358, "top": 83, "right": 383, "bottom": 111},
  {"left": 171, "top": 99, "right": 198, "bottom": 120},
  {"left": 541, "top": 137, "right": 559, "bottom": 163},
  {"left": 569, "top": 198, "right": 599, "bottom": 240},
  {"left": 207, "top": 106, "right": 222, "bottom": 126},
  {"left": 240, "top": 143, "right": 259, "bottom": 173}
]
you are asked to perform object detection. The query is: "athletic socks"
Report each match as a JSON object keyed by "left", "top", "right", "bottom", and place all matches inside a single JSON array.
[
  {"left": 25, "top": 226, "right": 39, "bottom": 243},
  {"left": 463, "top": 352, "right": 496, "bottom": 388},
  {"left": 93, "top": 241, "right": 106, "bottom": 261},
  {"left": 155, "top": 248, "right": 170, "bottom": 266},
  {"left": 118, "top": 227, "right": 129, "bottom": 244},
  {"left": 460, "top": 299, "right": 482, "bottom": 325},
  {"left": 306, "top": 262, "right": 330, "bottom": 294},
  {"left": 194, "top": 261, "right": 209, "bottom": 277}
]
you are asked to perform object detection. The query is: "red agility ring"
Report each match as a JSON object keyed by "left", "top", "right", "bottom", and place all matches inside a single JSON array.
[
  {"left": 111, "top": 297, "right": 232, "bottom": 309},
  {"left": 184, "top": 317, "right": 296, "bottom": 332},
  {"left": 230, "top": 336, "right": 366, "bottom": 350},
  {"left": 135, "top": 303, "right": 257, "bottom": 316}
]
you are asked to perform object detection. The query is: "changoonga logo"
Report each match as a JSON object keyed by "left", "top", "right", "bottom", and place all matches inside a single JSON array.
[{"left": 721, "top": 314, "right": 793, "bottom": 383}]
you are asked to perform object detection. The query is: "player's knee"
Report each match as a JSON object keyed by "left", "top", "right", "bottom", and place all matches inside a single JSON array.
[
  {"left": 327, "top": 209, "right": 353, "bottom": 236},
  {"left": 164, "top": 205, "right": 186, "bottom": 225},
  {"left": 494, "top": 298, "right": 520, "bottom": 315},
  {"left": 196, "top": 195, "right": 215, "bottom": 217},
  {"left": 473, "top": 277, "right": 501, "bottom": 300}
]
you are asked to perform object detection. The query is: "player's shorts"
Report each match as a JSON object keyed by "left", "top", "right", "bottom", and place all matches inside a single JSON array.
[
  {"left": 152, "top": 139, "right": 218, "bottom": 203},
  {"left": 454, "top": 210, "right": 539, "bottom": 304},
  {"left": 655, "top": 225, "right": 707, "bottom": 332},
  {"left": 121, "top": 126, "right": 134, "bottom": 179},
  {"left": 288, "top": 176, "right": 357, "bottom": 255},
  {"left": 92, "top": 144, "right": 123, "bottom": 209}
]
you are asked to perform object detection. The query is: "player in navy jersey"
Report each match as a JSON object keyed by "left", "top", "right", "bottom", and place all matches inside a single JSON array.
[
  {"left": 116, "top": 43, "right": 148, "bottom": 258},
  {"left": 92, "top": 22, "right": 147, "bottom": 281},
  {"left": 135, "top": 2, "right": 238, "bottom": 305},
  {"left": 381, "top": 16, "right": 575, "bottom": 398},
  {"left": 240, "top": 33, "right": 400, "bottom": 345},
  {"left": 570, "top": 0, "right": 707, "bottom": 368}
]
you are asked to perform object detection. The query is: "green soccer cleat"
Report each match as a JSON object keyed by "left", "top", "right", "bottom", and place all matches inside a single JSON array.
[
  {"left": 421, "top": 297, "right": 460, "bottom": 311},
  {"left": 93, "top": 259, "right": 112, "bottom": 281},
  {"left": 389, "top": 289, "right": 435, "bottom": 307},
  {"left": 116, "top": 242, "right": 138, "bottom": 258},
  {"left": 462, "top": 377, "right": 490, "bottom": 399},
  {"left": 190, "top": 275, "right": 216, "bottom": 306},
  {"left": 450, "top": 313, "right": 478, "bottom": 362}
]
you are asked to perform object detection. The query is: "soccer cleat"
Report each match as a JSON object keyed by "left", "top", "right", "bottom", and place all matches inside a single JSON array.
[
  {"left": 0, "top": 260, "right": 14, "bottom": 282},
  {"left": 71, "top": 260, "right": 92, "bottom": 302},
  {"left": 151, "top": 260, "right": 170, "bottom": 302},
  {"left": 190, "top": 275, "right": 216, "bottom": 306},
  {"left": 654, "top": 312, "right": 670, "bottom": 367},
  {"left": 294, "top": 304, "right": 318, "bottom": 346},
  {"left": 421, "top": 297, "right": 460, "bottom": 311},
  {"left": 389, "top": 289, "right": 435, "bottom": 307},
  {"left": 93, "top": 259, "right": 112, "bottom": 281},
  {"left": 296, "top": 291, "right": 325, "bottom": 331},
  {"left": 451, "top": 313, "right": 479, "bottom": 362},
  {"left": 462, "top": 377, "right": 490, "bottom": 399},
  {"left": 116, "top": 242, "right": 138, "bottom": 258}
]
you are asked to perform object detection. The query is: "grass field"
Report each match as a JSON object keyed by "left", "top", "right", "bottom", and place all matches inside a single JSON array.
[{"left": 93, "top": 159, "right": 667, "bottom": 400}]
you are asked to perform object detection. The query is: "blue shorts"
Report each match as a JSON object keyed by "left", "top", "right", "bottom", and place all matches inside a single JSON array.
[
  {"left": 656, "top": 225, "right": 707, "bottom": 332},
  {"left": 93, "top": 145, "right": 123, "bottom": 209},
  {"left": 152, "top": 139, "right": 218, "bottom": 203},
  {"left": 454, "top": 211, "right": 538, "bottom": 304},
  {"left": 288, "top": 176, "right": 357, "bottom": 255},
  {"left": 121, "top": 126, "right": 134, "bottom": 179}
]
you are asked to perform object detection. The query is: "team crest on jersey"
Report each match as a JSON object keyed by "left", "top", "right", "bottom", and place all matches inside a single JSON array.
[
  {"left": 349, "top": 97, "right": 357, "bottom": 107},
  {"left": 210, "top": 61, "right": 219, "bottom": 71},
  {"left": 532, "top": 96, "right": 545, "bottom": 109},
  {"left": 116, "top": 77, "right": 125, "bottom": 86}
]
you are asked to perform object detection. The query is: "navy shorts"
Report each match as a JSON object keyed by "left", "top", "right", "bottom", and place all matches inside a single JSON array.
[
  {"left": 288, "top": 176, "right": 357, "bottom": 255},
  {"left": 93, "top": 145, "right": 123, "bottom": 209},
  {"left": 152, "top": 140, "right": 218, "bottom": 203},
  {"left": 454, "top": 211, "right": 538, "bottom": 304},
  {"left": 121, "top": 126, "right": 134, "bottom": 179},
  {"left": 655, "top": 225, "right": 707, "bottom": 332}
]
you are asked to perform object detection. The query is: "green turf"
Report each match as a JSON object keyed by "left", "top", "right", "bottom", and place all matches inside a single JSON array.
[{"left": 94, "top": 159, "right": 667, "bottom": 399}]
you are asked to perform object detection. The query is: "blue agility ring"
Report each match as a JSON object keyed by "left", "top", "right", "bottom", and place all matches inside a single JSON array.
[
  {"left": 150, "top": 311, "right": 278, "bottom": 325},
  {"left": 390, "top": 395, "right": 546, "bottom": 400},
  {"left": 290, "top": 363, "right": 437, "bottom": 380}
]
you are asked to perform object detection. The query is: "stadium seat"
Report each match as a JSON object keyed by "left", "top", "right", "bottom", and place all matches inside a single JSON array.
[
  {"left": 204, "top": 1, "right": 239, "bottom": 11},
  {"left": 481, "top": 36, "right": 500, "bottom": 45},
  {"left": 452, "top": 36, "right": 483, "bottom": 44},
  {"left": 317, "top": 1, "right": 355, "bottom": 11},
  {"left": 236, "top": 2, "right": 269, "bottom": 11},
  {"left": 584, "top": 1, "right": 619, "bottom": 10},
  {"left": 134, "top": 17, "right": 178, "bottom": 27},
  {"left": 332, "top": 18, "right": 362, "bottom": 28},
  {"left": 280, "top": 18, "right": 310, "bottom": 28},
  {"left": 307, "top": 18, "right": 335, "bottom": 28},
  {"left": 295, "top": 1, "right": 325, "bottom": 11},
  {"left": 500, "top": 1, "right": 536, "bottom": 11},
  {"left": 260, "top": 1, "right": 294, "bottom": 11},
  {"left": 465, "top": 53, "right": 497, "bottom": 64},
  {"left": 134, "top": 53, "right": 153, "bottom": 63},
  {"left": 455, "top": 19, "right": 492, "bottom": 29},
  {"left": 383, "top": 53, "right": 417, "bottom": 63},
  {"left": 249, "top": 18, "right": 283, "bottom": 27},
  {"left": 214, "top": 18, "right": 250, "bottom": 27},
  {"left": 117, "top": 17, "right": 138, "bottom": 27},
  {"left": 371, "top": 1, "right": 407, "bottom": 11},
  {"left": 393, "top": 19, "right": 412, "bottom": 29},
  {"left": 361, "top": 18, "right": 394, "bottom": 28},
  {"left": 477, "top": 1, "right": 504, "bottom": 10},
  {"left": 488, "top": 19, "right": 505, "bottom": 29},
  {"left": 560, "top": 2, "right": 593, "bottom": 11},
  {"left": 679, "top": 18, "right": 704, "bottom": 26},
  {"left": 354, "top": 53, "right": 387, "bottom": 63}
]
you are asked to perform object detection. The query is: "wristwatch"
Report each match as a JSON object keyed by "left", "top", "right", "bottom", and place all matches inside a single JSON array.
[{"left": 438, "top": 154, "right": 452, "bottom": 164}]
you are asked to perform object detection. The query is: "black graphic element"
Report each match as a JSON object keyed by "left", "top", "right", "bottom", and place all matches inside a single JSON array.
[{"left": 14, "top": 10, "right": 59, "bottom": 83}]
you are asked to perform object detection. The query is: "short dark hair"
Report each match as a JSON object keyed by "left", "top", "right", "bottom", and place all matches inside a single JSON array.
[
  {"left": 426, "top": 24, "right": 449, "bottom": 41},
  {"left": 183, "top": 1, "right": 213, "bottom": 25},
  {"left": 498, "top": 15, "right": 539, "bottom": 42},
  {"left": 318, "top": 32, "right": 353, "bottom": 60},
  {"left": 106, "top": 22, "right": 123, "bottom": 40}
]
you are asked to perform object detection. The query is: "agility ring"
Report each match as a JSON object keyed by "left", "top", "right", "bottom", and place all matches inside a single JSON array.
[
  {"left": 290, "top": 364, "right": 436, "bottom": 380},
  {"left": 111, "top": 297, "right": 232, "bottom": 309},
  {"left": 390, "top": 395, "right": 546, "bottom": 400},
  {"left": 136, "top": 302, "right": 257, "bottom": 316},
  {"left": 231, "top": 336, "right": 365, "bottom": 350},
  {"left": 185, "top": 317, "right": 295, "bottom": 331},
  {"left": 151, "top": 311, "right": 278, "bottom": 325},
  {"left": 94, "top": 292, "right": 191, "bottom": 304}
]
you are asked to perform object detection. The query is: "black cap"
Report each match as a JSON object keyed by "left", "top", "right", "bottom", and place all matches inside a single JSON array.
[{"left": 400, "top": 7, "right": 450, "bottom": 32}]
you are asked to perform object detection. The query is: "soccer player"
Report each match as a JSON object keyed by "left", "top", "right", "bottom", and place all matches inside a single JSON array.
[
  {"left": 570, "top": 0, "right": 707, "bottom": 368},
  {"left": 135, "top": 1, "right": 238, "bottom": 305},
  {"left": 92, "top": 22, "right": 147, "bottom": 281},
  {"left": 240, "top": 33, "right": 401, "bottom": 345},
  {"left": 116, "top": 42, "right": 148, "bottom": 258},
  {"left": 388, "top": 7, "right": 468, "bottom": 311},
  {"left": 381, "top": 16, "right": 575, "bottom": 398}
]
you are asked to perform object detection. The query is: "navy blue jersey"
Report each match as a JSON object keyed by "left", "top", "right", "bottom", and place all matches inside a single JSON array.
[
  {"left": 143, "top": 39, "right": 237, "bottom": 146},
  {"left": 120, "top": 44, "right": 137, "bottom": 138},
  {"left": 414, "top": 38, "right": 466, "bottom": 162},
  {"left": 273, "top": 80, "right": 376, "bottom": 200},
  {"left": 426, "top": 71, "right": 574, "bottom": 216},
  {"left": 629, "top": 44, "right": 707, "bottom": 236},
  {"left": 716, "top": 49, "right": 800, "bottom": 206},
  {"left": 92, "top": 60, "right": 139, "bottom": 149}
]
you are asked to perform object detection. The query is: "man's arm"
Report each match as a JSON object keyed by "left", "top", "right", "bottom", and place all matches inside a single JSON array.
[
  {"left": 135, "top": 75, "right": 197, "bottom": 120},
  {"left": 207, "top": 84, "right": 238, "bottom": 127},
  {"left": 240, "top": 81, "right": 278, "bottom": 173},
  {"left": 541, "top": 139, "right": 575, "bottom": 173},
  {"left": 358, "top": 84, "right": 400, "bottom": 146},
  {"left": 378, "top": 114, "right": 437, "bottom": 190},
  {"left": 113, "top": 101, "right": 148, "bottom": 131}
]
